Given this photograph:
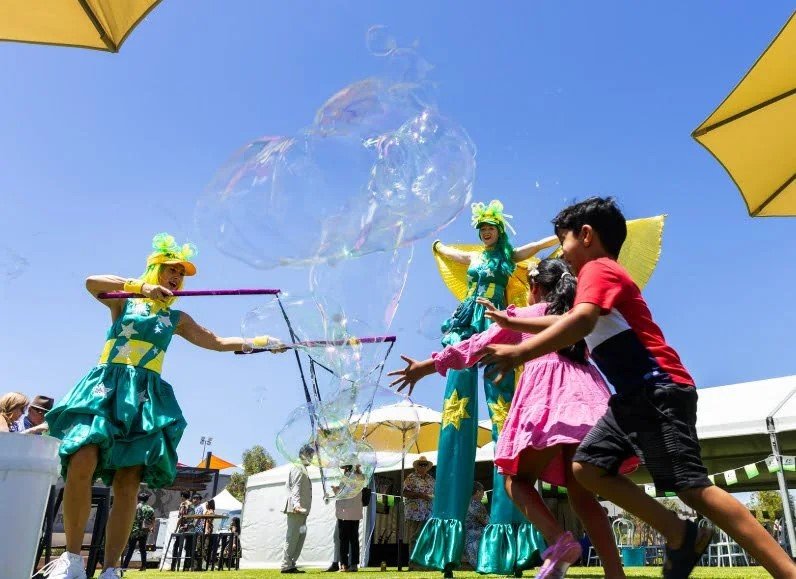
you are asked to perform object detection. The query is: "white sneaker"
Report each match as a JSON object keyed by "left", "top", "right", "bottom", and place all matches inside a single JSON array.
[
  {"left": 36, "top": 552, "right": 87, "bottom": 579},
  {"left": 97, "top": 569, "right": 125, "bottom": 579}
]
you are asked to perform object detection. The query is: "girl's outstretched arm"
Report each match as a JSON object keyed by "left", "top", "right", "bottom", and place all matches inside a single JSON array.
[
  {"left": 512, "top": 235, "right": 559, "bottom": 262},
  {"left": 478, "top": 298, "right": 561, "bottom": 333},
  {"left": 432, "top": 240, "right": 472, "bottom": 264},
  {"left": 175, "top": 312, "right": 283, "bottom": 353}
]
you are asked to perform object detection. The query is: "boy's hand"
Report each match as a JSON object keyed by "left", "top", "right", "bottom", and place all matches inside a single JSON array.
[
  {"left": 477, "top": 343, "right": 524, "bottom": 382},
  {"left": 477, "top": 298, "right": 512, "bottom": 328},
  {"left": 387, "top": 355, "right": 435, "bottom": 396}
]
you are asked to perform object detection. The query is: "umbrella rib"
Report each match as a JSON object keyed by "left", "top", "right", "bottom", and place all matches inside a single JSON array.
[
  {"left": 77, "top": 0, "right": 117, "bottom": 52},
  {"left": 693, "top": 87, "right": 796, "bottom": 138},
  {"left": 753, "top": 172, "right": 796, "bottom": 216}
]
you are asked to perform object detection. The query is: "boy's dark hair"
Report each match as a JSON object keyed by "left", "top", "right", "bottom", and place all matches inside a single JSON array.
[
  {"left": 181, "top": 490, "right": 191, "bottom": 500},
  {"left": 552, "top": 197, "right": 627, "bottom": 258},
  {"left": 138, "top": 492, "right": 151, "bottom": 503}
]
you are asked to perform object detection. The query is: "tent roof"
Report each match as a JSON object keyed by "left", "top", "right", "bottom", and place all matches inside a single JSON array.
[
  {"left": 212, "top": 488, "right": 243, "bottom": 512},
  {"left": 695, "top": 374, "right": 796, "bottom": 439}
]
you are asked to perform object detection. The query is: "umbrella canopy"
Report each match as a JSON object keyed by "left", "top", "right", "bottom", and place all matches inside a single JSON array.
[
  {"left": 196, "top": 454, "right": 239, "bottom": 470},
  {"left": 0, "top": 0, "right": 161, "bottom": 52},
  {"left": 353, "top": 399, "right": 493, "bottom": 454},
  {"left": 692, "top": 12, "right": 796, "bottom": 216}
]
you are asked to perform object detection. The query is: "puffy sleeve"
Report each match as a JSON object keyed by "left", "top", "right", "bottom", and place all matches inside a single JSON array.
[{"left": 431, "top": 305, "right": 524, "bottom": 376}]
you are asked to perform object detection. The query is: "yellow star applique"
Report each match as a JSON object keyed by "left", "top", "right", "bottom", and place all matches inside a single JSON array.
[
  {"left": 442, "top": 390, "right": 471, "bottom": 430},
  {"left": 488, "top": 395, "right": 511, "bottom": 434}
]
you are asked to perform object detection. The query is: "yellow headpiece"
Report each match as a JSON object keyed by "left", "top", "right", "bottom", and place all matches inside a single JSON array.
[
  {"left": 146, "top": 233, "right": 198, "bottom": 276},
  {"left": 471, "top": 200, "right": 516, "bottom": 235}
]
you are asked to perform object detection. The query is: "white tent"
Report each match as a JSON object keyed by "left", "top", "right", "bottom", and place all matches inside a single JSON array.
[{"left": 212, "top": 488, "right": 243, "bottom": 513}]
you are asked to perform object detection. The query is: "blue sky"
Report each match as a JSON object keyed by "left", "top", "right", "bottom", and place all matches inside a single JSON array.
[{"left": 1, "top": 1, "right": 794, "bottom": 468}]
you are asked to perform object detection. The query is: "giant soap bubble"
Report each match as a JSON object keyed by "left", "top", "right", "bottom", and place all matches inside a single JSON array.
[{"left": 196, "top": 34, "right": 474, "bottom": 268}]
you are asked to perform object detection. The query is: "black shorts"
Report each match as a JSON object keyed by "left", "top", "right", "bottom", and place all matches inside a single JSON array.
[{"left": 572, "top": 381, "right": 712, "bottom": 493}]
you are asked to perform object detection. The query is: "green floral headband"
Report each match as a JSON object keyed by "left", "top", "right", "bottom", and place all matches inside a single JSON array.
[{"left": 471, "top": 200, "right": 516, "bottom": 235}]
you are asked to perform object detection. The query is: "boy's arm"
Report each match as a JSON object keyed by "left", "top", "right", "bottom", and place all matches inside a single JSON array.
[{"left": 478, "top": 303, "right": 602, "bottom": 381}]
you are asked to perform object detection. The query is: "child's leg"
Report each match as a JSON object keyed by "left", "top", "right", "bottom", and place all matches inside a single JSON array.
[
  {"left": 503, "top": 445, "right": 566, "bottom": 545},
  {"left": 572, "top": 462, "right": 686, "bottom": 545},
  {"left": 561, "top": 447, "right": 625, "bottom": 579},
  {"left": 679, "top": 486, "right": 796, "bottom": 578}
]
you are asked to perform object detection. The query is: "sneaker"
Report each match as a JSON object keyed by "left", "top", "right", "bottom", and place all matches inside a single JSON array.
[
  {"left": 36, "top": 552, "right": 87, "bottom": 579},
  {"left": 326, "top": 563, "right": 340, "bottom": 572},
  {"left": 97, "top": 569, "right": 125, "bottom": 578}
]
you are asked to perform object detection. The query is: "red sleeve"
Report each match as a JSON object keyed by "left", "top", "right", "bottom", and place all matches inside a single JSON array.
[{"left": 574, "top": 259, "right": 626, "bottom": 313}]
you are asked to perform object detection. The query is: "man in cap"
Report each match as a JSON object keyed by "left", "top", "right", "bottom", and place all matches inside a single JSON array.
[
  {"left": 21, "top": 394, "right": 54, "bottom": 434},
  {"left": 281, "top": 444, "right": 315, "bottom": 574}
]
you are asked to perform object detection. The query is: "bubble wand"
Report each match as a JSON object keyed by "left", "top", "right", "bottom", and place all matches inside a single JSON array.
[{"left": 97, "top": 288, "right": 281, "bottom": 299}]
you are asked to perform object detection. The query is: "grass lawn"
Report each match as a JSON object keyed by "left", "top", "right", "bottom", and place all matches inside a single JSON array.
[{"left": 137, "top": 567, "right": 769, "bottom": 578}]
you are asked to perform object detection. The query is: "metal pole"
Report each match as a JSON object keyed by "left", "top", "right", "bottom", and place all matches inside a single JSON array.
[
  {"left": 767, "top": 386, "right": 796, "bottom": 558},
  {"left": 767, "top": 417, "right": 796, "bottom": 557},
  {"left": 397, "top": 429, "right": 406, "bottom": 571}
]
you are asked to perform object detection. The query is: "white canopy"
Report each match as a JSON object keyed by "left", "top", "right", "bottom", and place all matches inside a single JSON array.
[{"left": 212, "top": 488, "right": 243, "bottom": 512}]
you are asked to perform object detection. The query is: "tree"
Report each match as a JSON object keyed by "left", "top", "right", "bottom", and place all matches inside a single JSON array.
[
  {"left": 226, "top": 445, "right": 276, "bottom": 502},
  {"left": 748, "top": 490, "right": 795, "bottom": 523}
]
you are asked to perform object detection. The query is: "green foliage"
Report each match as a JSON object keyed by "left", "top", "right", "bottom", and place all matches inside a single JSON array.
[
  {"left": 748, "top": 489, "right": 794, "bottom": 523},
  {"left": 225, "top": 445, "right": 275, "bottom": 502}
]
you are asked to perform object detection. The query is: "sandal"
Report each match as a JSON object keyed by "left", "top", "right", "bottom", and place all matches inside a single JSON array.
[
  {"left": 663, "top": 520, "right": 714, "bottom": 579},
  {"left": 535, "top": 532, "right": 582, "bottom": 579}
]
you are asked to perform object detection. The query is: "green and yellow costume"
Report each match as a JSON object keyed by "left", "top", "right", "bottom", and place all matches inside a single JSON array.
[
  {"left": 47, "top": 234, "right": 195, "bottom": 488},
  {"left": 412, "top": 202, "right": 545, "bottom": 575}
]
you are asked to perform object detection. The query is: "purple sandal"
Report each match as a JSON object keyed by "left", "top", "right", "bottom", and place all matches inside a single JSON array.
[{"left": 535, "top": 532, "right": 582, "bottom": 579}]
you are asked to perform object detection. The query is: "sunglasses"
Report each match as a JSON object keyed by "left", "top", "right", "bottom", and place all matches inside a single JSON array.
[{"left": 416, "top": 462, "right": 430, "bottom": 467}]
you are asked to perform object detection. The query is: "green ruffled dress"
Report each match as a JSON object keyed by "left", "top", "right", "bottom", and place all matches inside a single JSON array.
[
  {"left": 411, "top": 252, "right": 545, "bottom": 575},
  {"left": 47, "top": 299, "right": 187, "bottom": 488}
]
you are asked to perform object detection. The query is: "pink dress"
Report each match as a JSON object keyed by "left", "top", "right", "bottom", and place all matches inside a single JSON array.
[{"left": 432, "top": 302, "right": 637, "bottom": 486}]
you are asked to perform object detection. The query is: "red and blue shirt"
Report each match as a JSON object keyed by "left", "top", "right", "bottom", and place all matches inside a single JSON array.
[{"left": 574, "top": 258, "right": 693, "bottom": 391}]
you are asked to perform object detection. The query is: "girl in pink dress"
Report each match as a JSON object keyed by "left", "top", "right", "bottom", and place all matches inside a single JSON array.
[{"left": 390, "top": 259, "right": 632, "bottom": 579}]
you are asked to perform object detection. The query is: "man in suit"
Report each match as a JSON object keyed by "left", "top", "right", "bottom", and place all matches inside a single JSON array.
[{"left": 281, "top": 444, "right": 315, "bottom": 574}]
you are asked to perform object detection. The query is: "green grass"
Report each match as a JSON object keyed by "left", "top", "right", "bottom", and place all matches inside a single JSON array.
[{"left": 136, "top": 566, "right": 770, "bottom": 578}]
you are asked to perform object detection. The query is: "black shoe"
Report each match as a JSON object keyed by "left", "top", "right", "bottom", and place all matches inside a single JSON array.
[
  {"left": 326, "top": 563, "right": 340, "bottom": 572},
  {"left": 663, "top": 520, "right": 714, "bottom": 579},
  {"left": 282, "top": 568, "right": 305, "bottom": 574}
]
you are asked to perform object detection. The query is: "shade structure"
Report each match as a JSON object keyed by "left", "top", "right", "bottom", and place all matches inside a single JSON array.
[
  {"left": 196, "top": 454, "right": 238, "bottom": 470},
  {"left": 692, "top": 11, "right": 796, "bottom": 216},
  {"left": 353, "top": 399, "right": 493, "bottom": 454},
  {"left": 0, "top": 0, "right": 161, "bottom": 52}
]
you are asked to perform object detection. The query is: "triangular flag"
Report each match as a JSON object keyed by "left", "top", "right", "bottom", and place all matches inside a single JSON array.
[
  {"left": 387, "top": 495, "right": 395, "bottom": 507},
  {"left": 724, "top": 470, "right": 738, "bottom": 485},
  {"left": 783, "top": 456, "right": 796, "bottom": 472},
  {"left": 767, "top": 456, "right": 782, "bottom": 473},
  {"left": 645, "top": 484, "right": 656, "bottom": 497},
  {"left": 708, "top": 475, "right": 715, "bottom": 484},
  {"left": 664, "top": 491, "right": 677, "bottom": 497},
  {"left": 557, "top": 486, "right": 568, "bottom": 495},
  {"left": 744, "top": 463, "right": 760, "bottom": 479},
  {"left": 542, "top": 482, "right": 552, "bottom": 491}
]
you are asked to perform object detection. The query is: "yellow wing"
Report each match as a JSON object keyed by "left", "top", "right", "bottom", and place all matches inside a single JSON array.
[
  {"left": 548, "top": 215, "right": 666, "bottom": 289},
  {"left": 433, "top": 215, "right": 665, "bottom": 301}
]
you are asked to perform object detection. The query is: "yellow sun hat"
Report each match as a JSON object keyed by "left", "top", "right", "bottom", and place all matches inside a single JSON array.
[{"left": 146, "top": 233, "right": 198, "bottom": 276}]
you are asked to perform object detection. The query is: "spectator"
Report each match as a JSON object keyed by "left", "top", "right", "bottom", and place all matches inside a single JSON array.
[
  {"left": 464, "top": 482, "right": 489, "bottom": 569},
  {"left": 201, "top": 499, "right": 217, "bottom": 568},
  {"left": 0, "top": 392, "right": 29, "bottom": 432},
  {"left": 335, "top": 465, "right": 369, "bottom": 572},
  {"left": 21, "top": 395, "right": 54, "bottom": 434},
  {"left": 403, "top": 456, "right": 434, "bottom": 565},
  {"left": 122, "top": 492, "right": 155, "bottom": 570},
  {"left": 281, "top": 444, "right": 314, "bottom": 574},
  {"left": 192, "top": 496, "right": 207, "bottom": 570},
  {"left": 171, "top": 491, "right": 194, "bottom": 571}
]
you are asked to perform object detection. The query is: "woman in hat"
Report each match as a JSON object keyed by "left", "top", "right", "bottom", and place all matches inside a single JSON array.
[
  {"left": 40, "top": 234, "right": 283, "bottom": 579},
  {"left": 21, "top": 394, "right": 54, "bottom": 434},
  {"left": 412, "top": 201, "right": 557, "bottom": 576}
]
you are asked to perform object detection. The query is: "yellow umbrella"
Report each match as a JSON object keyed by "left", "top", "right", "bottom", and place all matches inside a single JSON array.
[
  {"left": 692, "top": 12, "right": 796, "bottom": 216},
  {"left": 0, "top": 0, "right": 161, "bottom": 52}
]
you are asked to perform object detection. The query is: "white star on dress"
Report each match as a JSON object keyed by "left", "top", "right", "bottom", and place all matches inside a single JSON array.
[
  {"left": 154, "top": 326, "right": 163, "bottom": 334},
  {"left": 118, "top": 323, "right": 138, "bottom": 339},
  {"left": 131, "top": 301, "right": 150, "bottom": 316},
  {"left": 157, "top": 314, "right": 172, "bottom": 328},
  {"left": 116, "top": 343, "right": 133, "bottom": 358},
  {"left": 92, "top": 383, "right": 108, "bottom": 397}
]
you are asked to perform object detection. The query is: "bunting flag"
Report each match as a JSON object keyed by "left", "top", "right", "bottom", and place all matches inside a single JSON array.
[{"left": 373, "top": 454, "right": 795, "bottom": 505}]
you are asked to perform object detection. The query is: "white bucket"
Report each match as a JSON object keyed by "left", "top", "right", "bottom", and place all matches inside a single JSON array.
[{"left": 0, "top": 433, "right": 61, "bottom": 579}]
